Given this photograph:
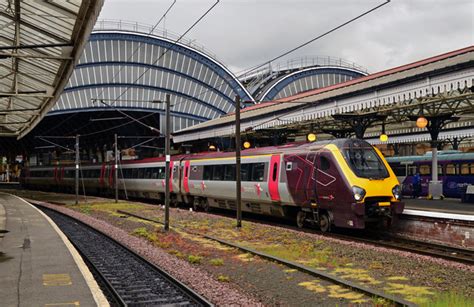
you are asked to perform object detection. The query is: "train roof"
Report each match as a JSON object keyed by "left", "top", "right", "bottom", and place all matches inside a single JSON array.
[
  {"left": 386, "top": 151, "right": 474, "bottom": 163},
  {"left": 26, "top": 138, "right": 377, "bottom": 168}
]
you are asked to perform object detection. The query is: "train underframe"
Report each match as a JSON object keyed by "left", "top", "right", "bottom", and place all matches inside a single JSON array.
[{"left": 21, "top": 181, "right": 401, "bottom": 232}]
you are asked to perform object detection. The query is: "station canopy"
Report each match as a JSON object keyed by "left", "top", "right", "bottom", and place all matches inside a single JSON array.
[{"left": 0, "top": 0, "right": 103, "bottom": 138}]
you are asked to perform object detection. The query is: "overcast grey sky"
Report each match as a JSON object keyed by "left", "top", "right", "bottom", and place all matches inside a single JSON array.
[{"left": 99, "top": 0, "right": 473, "bottom": 74}]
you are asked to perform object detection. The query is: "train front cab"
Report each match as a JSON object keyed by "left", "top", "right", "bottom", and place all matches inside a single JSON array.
[{"left": 317, "top": 140, "right": 404, "bottom": 230}]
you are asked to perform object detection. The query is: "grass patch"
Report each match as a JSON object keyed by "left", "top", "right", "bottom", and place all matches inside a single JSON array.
[
  {"left": 423, "top": 292, "right": 474, "bottom": 307},
  {"left": 187, "top": 255, "right": 203, "bottom": 264},
  {"left": 131, "top": 227, "right": 157, "bottom": 243},
  {"left": 384, "top": 283, "right": 435, "bottom": 305},
  {"left": 217, "top": 274, "right": 230, "bottom": 282},
  {"left": 209, "top": 258, "right": 224, "bottom": 266},
  {"left": 168, "top": 249, "right": 185, "bottom": 259}
]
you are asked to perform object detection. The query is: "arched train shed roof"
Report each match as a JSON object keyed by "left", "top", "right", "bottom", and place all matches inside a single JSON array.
[
  {"left": 256, "top": 66, "right": 366, "bottom": 102},
  {"left": 50, "top": 24, "right": 254, "bottom": 132}
]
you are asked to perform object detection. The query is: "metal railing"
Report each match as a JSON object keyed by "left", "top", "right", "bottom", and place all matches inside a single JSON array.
[
  {"left": 93, "top": 19, "right": 221, "bottom": 63},
  {"left": 239, "top": 56, "right": 369, "bottom": 88}
]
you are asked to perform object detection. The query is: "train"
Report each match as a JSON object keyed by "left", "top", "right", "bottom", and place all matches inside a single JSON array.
[
  {"left": 21, "top": 138, "right": 404, "bottom": 232},
  {"left": 386, "top": 151, "right": 474, "bottom": 199}
]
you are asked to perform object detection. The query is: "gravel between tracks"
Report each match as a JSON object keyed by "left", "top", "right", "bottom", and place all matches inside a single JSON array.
[{"left": 35, "top": 201, "right": 262, "bottom": 306}]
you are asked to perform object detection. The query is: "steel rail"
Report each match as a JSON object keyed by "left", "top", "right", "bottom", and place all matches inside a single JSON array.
[
  {"left": 35, "top": 204, "right": 212, "bottom": 307},
  {"left": 340, "top": 233, "right": 474, "bottom": 265},
  {"left": 115, "top": 210, "right": 415, "bottom": 307}
]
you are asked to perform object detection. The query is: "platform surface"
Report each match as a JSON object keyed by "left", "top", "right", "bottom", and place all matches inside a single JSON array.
[
  {"left": 0, "top": 192, "right": 101, "bottom": 307},
  {"left": 404, "top": 197, "right": 474, "bottom": 216}
]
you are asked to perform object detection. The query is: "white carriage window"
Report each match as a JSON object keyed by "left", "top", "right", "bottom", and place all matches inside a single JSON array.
[
  {"left": 419, "top": 165, "right": 430, "bottom": 175},
  {"left": 446, "top": 164, "right": 457, "bottom": 175}
]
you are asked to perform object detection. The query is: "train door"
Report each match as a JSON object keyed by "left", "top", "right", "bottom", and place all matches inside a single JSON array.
[
  {"left": 268, "top": 155, "right": 281, "bottom": 202},
  {"left": 99, "top": 164, "right": 106, "bottom": 187},
  {"left": 315, "top": 151, "right": 349, "bottom": 230},
  {"left": 109, "top": 164, "right": 115, "bottom": 188},
  {"left": 182, "top": 160, "right": 191, "bottom": 194},
  {"left": 180, "top": 160, "right": 192, "bottom": 204}
]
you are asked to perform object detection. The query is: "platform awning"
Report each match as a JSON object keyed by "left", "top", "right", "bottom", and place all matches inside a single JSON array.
[{"left": 0, "top": 0, "right": 104, "bottom": 138}]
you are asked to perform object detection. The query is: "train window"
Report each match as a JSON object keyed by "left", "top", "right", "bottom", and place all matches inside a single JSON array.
[
  {"left": 320, "top": 156, "right": 330, "bottom": 171},
  {"left": 419, "top": 165, "right": 430, "bottom": 175},
  {"left": 437, "top": 165, "right": 443, "bottom": 176},
  {"left": 137, "top": 168, "right": 144, "bottom": 178},
  {"left": 272, "top": 163, "right": 278, "bottom": 181},
  {"left": 343, "top": 145, "right": 389, "bottom": 179},
  {"left": 446, "top": 164, "right": 457, "bottom": 175},
  {"left": 252, "top": 163, "right": 265, "bottom": 182},
  {"left": 224, "top": 164, "right": 235, "bottom": 181},
  {"left": 213, "top": 165, "right": 224, "bottom": 181},
  {"left": 158, "top": 167, "right": 166, "bottom": 179},
  {"left": 144, "top": 168, "right": 152, "bottom": 179},
  {"left": 461, "top": 164, "right": 470, "bottom": 175},
  {"left": 151, "top": 168, "right": 158, "bottom": 179},
  {"left": 131, "top": 168, "right": 138, "bottom": 178},
  {"left": 392, "top": 165, "right": 406, "bottom": 176},
  {"left": 203, "top": 165, "right": 212, "bottom": 180},
  {"left": 241, "top": 164, "right": 250, "bottom": 181},
  {"left": 470, "top": 164, "right": 474, "bottom": 175}
]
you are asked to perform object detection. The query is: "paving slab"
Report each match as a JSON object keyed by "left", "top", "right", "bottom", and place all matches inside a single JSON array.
[{"left": 0, "top": 192, "right": 107, "bottom": 307}]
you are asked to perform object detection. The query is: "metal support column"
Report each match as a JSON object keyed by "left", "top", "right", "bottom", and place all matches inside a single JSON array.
[
  {"left": 114, "top": 133, "right": 118, "bottom": 203},
  {"left": 423, "top": 114, "right": 458, "bottom": 199},
  {"left": 75, "top": 135, "right": 79, "bottom": 205},
  {"left": 164, "top": 94, "right": 171, "bottom": 231},
  {"left": 235, "top": 95, "right": 242, "bottom": 228}
]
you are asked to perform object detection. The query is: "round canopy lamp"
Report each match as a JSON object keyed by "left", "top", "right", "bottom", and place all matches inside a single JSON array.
[
  {"left": 307, "top": 133, "right": 317, "bottom": 142},
  {"left": 416, "top": 116, "right": 428, "bottom": 128},
  {"left": 379, "top": 123, "right": 388, "bottom": 142}
]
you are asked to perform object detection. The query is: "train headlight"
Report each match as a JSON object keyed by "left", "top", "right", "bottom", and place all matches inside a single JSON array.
[
  {"left": 352, "top": 186, "right": 366, "bottom": 202},
  {"left": 392, "top": 184, "right": 401, "bottom": 200}
]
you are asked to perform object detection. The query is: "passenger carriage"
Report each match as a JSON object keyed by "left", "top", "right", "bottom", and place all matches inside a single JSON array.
[
  {"left": 386, "top": 151, "right": 474, "bottom": 198},
  {"left": 21, "top": 139, "right": 404, "bottom": 231}
]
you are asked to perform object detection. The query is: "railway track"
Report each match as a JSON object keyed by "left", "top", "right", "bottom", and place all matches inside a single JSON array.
[
  {"left": 38, "top": 206, "right": 211, "bottom": 307},
  {"left": 344, "top": 233, "right": 474, "bottom": 265},
  {"left": 169, "top": 205, "right": 474, "bottom": 266},
  {"left": 189, "top": 207, "right": 474, "bottom": 265},
  {"left": 116, "top": 210, "right": 415, "bottom": 306}
]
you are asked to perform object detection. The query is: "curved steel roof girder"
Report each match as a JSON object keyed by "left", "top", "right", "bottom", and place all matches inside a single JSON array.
[{"left": 258, "top": 66, "right": 366, "bottom": 102}]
